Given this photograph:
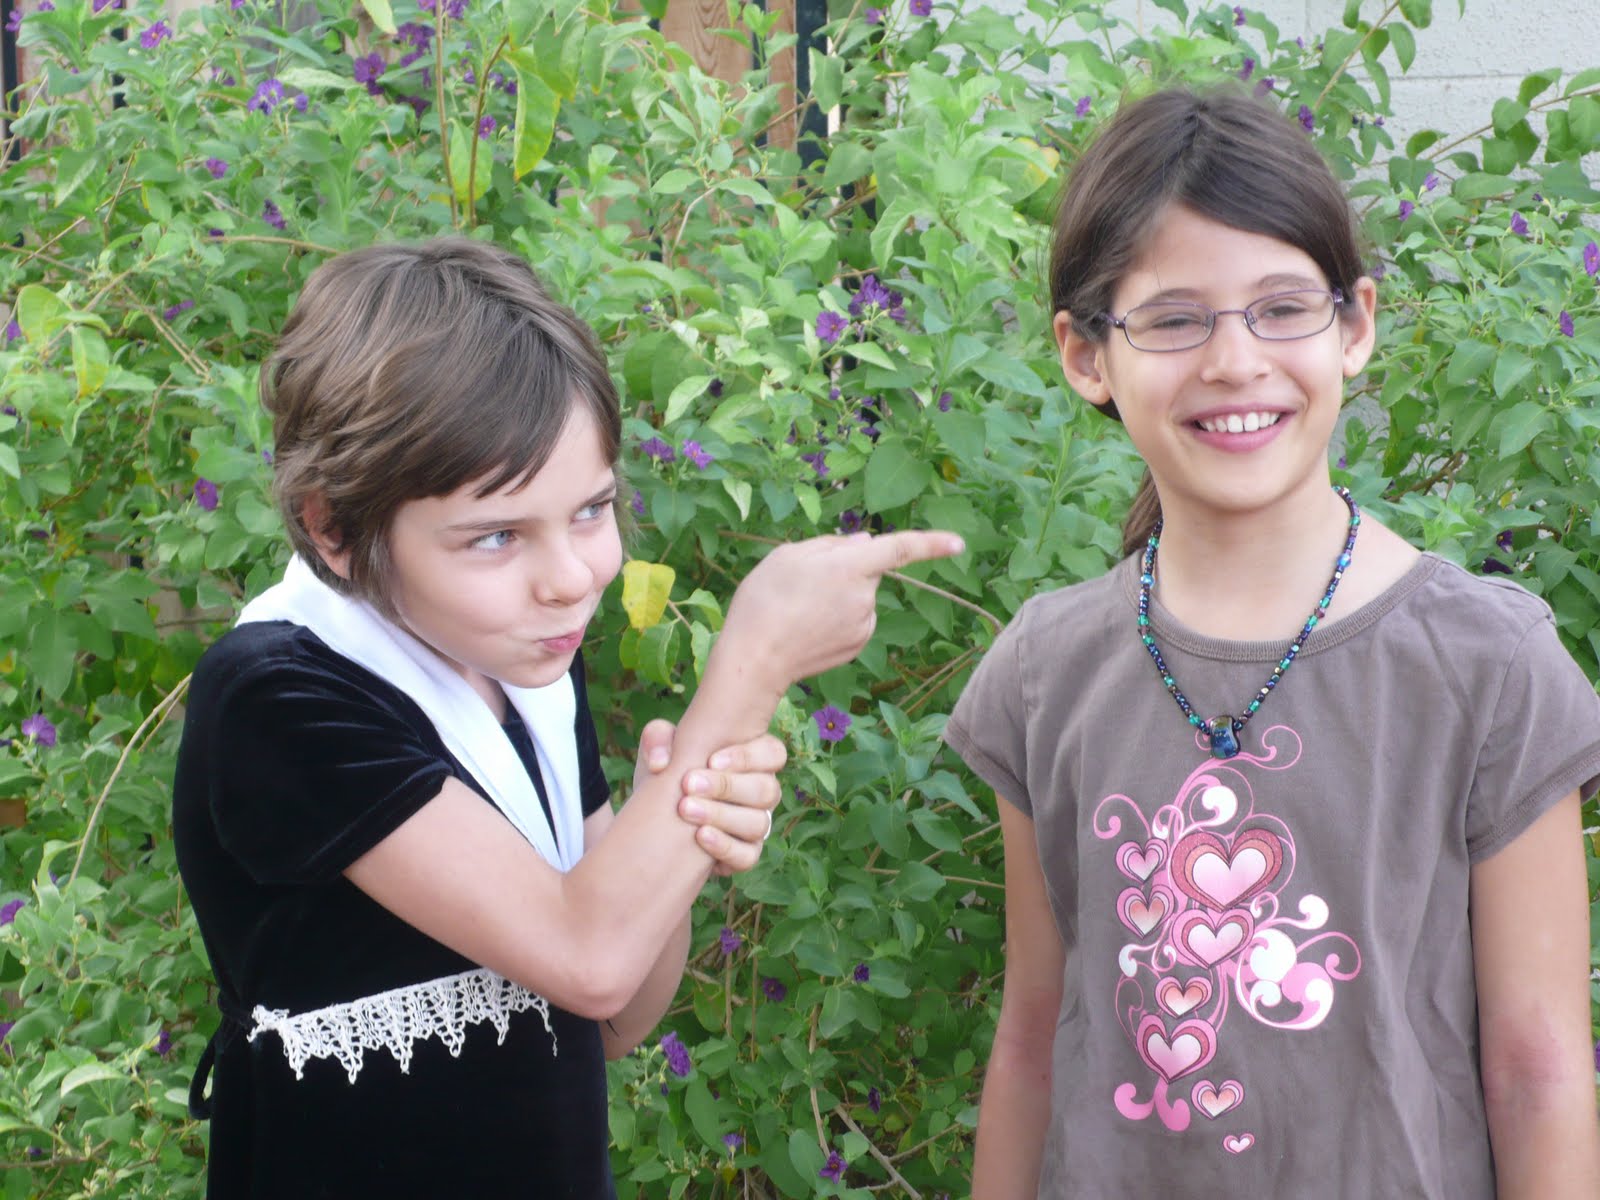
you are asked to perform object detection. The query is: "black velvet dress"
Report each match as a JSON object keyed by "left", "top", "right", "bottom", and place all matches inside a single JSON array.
[{"left": 172, "top": 622, "right": 616, "bottom": 1199}]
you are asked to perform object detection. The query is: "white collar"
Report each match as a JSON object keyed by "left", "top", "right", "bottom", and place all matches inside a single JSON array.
[{"left": 238, "top": 556, "right": 585, "bottom": 871}]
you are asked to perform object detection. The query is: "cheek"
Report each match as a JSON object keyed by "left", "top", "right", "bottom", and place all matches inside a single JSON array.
[{"left": 590, "top": 530, "right": 624, "bottom": 592}]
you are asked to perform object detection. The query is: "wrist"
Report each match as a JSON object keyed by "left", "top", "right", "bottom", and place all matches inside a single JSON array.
[{"left": 686, "top": 641, "right": 784, "bottom": 741}]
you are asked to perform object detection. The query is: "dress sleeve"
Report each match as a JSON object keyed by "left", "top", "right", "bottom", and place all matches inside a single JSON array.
[
  {"left": 943, "top": 607, "right": 1033, "bottom": 816},
  {"left": 570, "top": 652, "right": 612, "bottom": 817},
  {"left": 207, "top": 651, "right": 455, "bottom": 886},
  {"left": 1466, "top": 611, "right": 1600, "bottom": 862}
]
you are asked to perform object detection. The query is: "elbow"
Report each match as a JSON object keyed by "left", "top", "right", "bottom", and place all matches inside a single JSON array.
[
  {"left": 1479, "top": 1021, "right": 1592, "bottom": 1119},
  {"left": 531, "top": 947, "right": 639, "bottom": 1023}
]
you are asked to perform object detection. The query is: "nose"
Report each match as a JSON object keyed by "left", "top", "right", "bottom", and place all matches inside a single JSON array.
[
  {"left": 533, "top": 537, "right": 594, "bottom": 606},
  {"left": 1198, "top": 309, "right": 1270, "bottom": 384}
]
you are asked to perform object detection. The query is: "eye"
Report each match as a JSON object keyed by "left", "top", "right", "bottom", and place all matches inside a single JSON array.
[
  {"left": 577, "top": 495, "right": 616, "bottom": 522},
  {"left": 1138, "top": 307, "right": 1208, "bottom": 332},
  {"left": 470, "top": 529, "right": 515, "bottom": 551}
]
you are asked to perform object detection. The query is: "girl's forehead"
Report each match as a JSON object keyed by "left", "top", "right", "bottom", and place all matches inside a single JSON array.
[{"left": 1119, "top": 205, "right": 1325, "bottom": 299}]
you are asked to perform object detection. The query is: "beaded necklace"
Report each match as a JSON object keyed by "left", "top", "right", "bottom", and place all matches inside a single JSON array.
[{"left": 1136, "top": 486, "right": 1361, "bottom": 760}]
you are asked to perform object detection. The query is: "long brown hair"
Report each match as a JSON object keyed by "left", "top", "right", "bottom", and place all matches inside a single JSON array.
[
  {"left": 1047, "top": 86, "right": 1367, "bottom": 557},
  {"left": 261, "top": 237, "right": 621, "bottom": 615}
]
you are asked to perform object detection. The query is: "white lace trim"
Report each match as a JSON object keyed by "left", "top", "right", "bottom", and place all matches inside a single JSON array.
[{"left": 248, "top": 967, "right": 556, "bottom": 1084}]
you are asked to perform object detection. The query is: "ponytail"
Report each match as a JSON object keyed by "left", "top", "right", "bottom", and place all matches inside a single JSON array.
[{"left": 1121, "top": 469, "right": 1161, "bottom": 558}]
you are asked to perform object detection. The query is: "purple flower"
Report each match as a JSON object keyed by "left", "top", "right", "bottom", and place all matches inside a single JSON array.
[
  {"left": 1237, "top": 57, "right": 1254, "bottom": 82},
  {"left": 263, "top": 199, "right": 286, "bottom": 230},
  {"left": 827, "top": 386, "right": 841, "bottom": 401},
  {"left": 203, "top": 157, "right": 228, "bottom": 179},
  {"left": 20, "top": 714, "right": 55, "bottom": 747},
  {"left": 852, "top": 962, "right": 870, "bottom": 983},
  {"left": 1584, "top": 241, "right": 1599, "bottom": 278},
  {"left": 800, "top": 450, "right": 829, "bottom": 478},
  {"left": 1232, "top": 4, "right": 1244, "bottom": 24},
  {"left": 5, "top": 319, "right": 20, "bottom": 341},
  {"left": 660, "top": 1031, "right": 692, "bottom": 1077},
  {"left": 838, "top": 510, "right": 862, "bottom": 534},
  {"left": 208, "top": 228, "right": 225, "bottom": 239},
  {"left": 446, "top": 0, "right": 466, "bottom": 16},
  {"left": 92, "top": 0, "right": 123, "bottom": 11},
  {"left": 848, "top": 274, "right": 907, "bottom": 324},
  {"left": 1496, "top": 530, "right": 1514, "bottom": 552},
  {"left": 478, "top": 114, "right": 496, "bottom": 139},
  {"left": 139, "top": 19, "right": 172, "bottom": 48},
  {"left": 163, "top": 299, "right": 195, "bottom": 321},
  {"left": 1560, "top": 310, "right": 1575, "bottom": 337},
  {"left": 294, "top": 93, "right": 309, "bottom": 112},
  {"left": 1336, "top": 455, "right": 1347, "bottom": 469},
  {"left": 396, "top": 20, "right": 432, "bottom": 48},
  {"left": 1074, "top": 95, "right": 1091, "bottom": 118},
  {"left": 639, "top": 437, "right": 675, "bottom": 463},
  {"left": 868, "top": 1086, "right": 881, "bottom": 1113},
  {"left": 248, "top": 78, "right": 285, "bottom": 114},
  {"left": 353, "top": 53, "right": 385, "bottom": 94},
  {"left": 0, "top": 1022, "right": 12, "bottom": 1048},
  {"left": 262, "top": 449, "right": 274, "bottom": 464},
  {"left": 761, "top": 976, "right": 786, "bottom": 1002},
  {"left": 193, "top": 478, "right": 219, "bottom": 510},
  {"left": 682, "top": 440, "right": 713, "bottom": 469},
  {"left": 718, "top": 927, "right": 742, "bottom": 955},
  {"left": 1594, "top": 1040, "right": 1600, "bottom": 1073},
  {"left": 0, "top": 899, "right": 23, "bottom": 925},
  {"left": 156, "top": 1029, "right": 172, "bottom": 1057},
  {"left": 1253, "top": 76, "right": 1275, "bottom": 98},
  {"left": 404, "top": 95, "right": 430, "bottom": 118},
  {"left": 813, "top": 705, "right": 852, "bottom": 742},
  {"left": 864, "top": 7, "right": 882, "bottom": 23},
  {"left": 910, "top": 0, "right": 931, "bottom": 14},
  {"left": 722, "top": 1132, "right": 743, "bottom": 1150},
  {"left": 937, "top": 391, "right": 953, "bottom": 412},
  {"left": 1510, "top": 212, "right": 1528, "bottom": 237},
  {"left": 1297, "top": 105, "right": 1314, "bottom": 133},
  {"left": 1481, "top": 557, "right": 1513, "bottom": 575},
  {"left": 819, "top": 1150, "right": 845, "bottom": 1182},
  {"left": 708, "top": 378, "right": 725, "bottom": 398},
  {"left": 630, "top": 490, "right": 646, "bottom": 517},
  {"left": 5, "top": 9, "right": 22, "bottom": 32},
  {"left": 1423, "top": 172, "right": 1440, "bottom": 191},
  {"left": 816, "top": 310, "right": 849, "bottom": 345},
  {"left": 1398, "top": 200, "right": 1414, "bottom": 222}
]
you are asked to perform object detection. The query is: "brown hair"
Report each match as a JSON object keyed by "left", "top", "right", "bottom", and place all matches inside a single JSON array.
[
  {"left": 1048, "top": 86, "right": 1367, "bottom": 556},
  {"left": 261, "top": 236, "right": 622, "bottom": 615}
]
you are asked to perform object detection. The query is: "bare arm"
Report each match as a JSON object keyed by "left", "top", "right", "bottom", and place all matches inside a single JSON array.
[
  {"left": 1472, "top": 790, "right": 1600, "bottom": 1199},
  {"left": 345, "top": 530, "right": 964, "bottom": 1020},
  {"left": 973, "top": 797, "right": 1064, "bottom": 1199}
]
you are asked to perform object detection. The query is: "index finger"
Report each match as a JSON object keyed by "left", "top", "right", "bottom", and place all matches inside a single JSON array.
[{"left": 849, "top": 529, "right": 965, "bottom": 575}]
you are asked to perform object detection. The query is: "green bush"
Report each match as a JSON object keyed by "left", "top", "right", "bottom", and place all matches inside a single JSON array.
[{"left": 1, "top": 0, "right": 1598, "bottom": 1193}]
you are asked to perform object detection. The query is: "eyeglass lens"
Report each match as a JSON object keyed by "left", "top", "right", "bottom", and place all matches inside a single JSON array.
[{"left": 1120, "top": 290, "right": 1337, "bottom": 351}]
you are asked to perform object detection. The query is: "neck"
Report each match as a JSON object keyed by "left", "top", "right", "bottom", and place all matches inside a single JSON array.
[{"left": 1149, "top": 481, "right": 1353, "bottom": 641}]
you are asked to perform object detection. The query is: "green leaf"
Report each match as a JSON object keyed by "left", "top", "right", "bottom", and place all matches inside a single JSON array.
[
  {"left": 0, "top": 758, "right": 34, "bottom": 796},
  {"left": 1396, "top": 0, "right": 1431, "bottom": 25},
  {"left": 1495, "top": 400, "right": 1549, "bottom": 457},
  {"left": 1490, "top": 350, "right": 1536, "bottom": 401},
  {"left": 359, "top": 0, "right": 396, "bottom": 34},
  {"left": 811, "top": 50, "right": 844, "bottom": 112},
  {"left": 821, "top": 142, "right": 872, "bottom": 191},
  {"left": 53, "top": 146, "right": 100, "bottom": 208},
  {"left": 70, "top": 326, "right": 109, "bottom": 398},
  {"left": 26, "top": 609, "right": 77, "bottom": 700},
  {"left": 510, "top": 63, "right": 560, "bottom": 179},
  {"left": 16, "top": 284, "right": 66, "bottom": 346},
  {"left": 973, "top": 350, "right": 1045, "bottom": 398},
  {"left": 864, "top": 438, "right": 935, "bottom": 513},
  {"left": 663, "top": 374, "right": 711, "bottom": 425},
  {"left": 1388, "top": 22, "right": 1415, "bottom": 71},
  {"left": 869, "top": 195, "right": 919, "bottom": 276},
  {"left": 721, "top": 478, "right": 752, "bottom": 521},
  {"left": 652, "top": 168, "right": 701, "bottom": 196},
  {"left": 60, "top": 1062, "right": 123, "bottom": 1097},
  {"left": 447, "top": 122, "right": 494, "bottom": 207}
]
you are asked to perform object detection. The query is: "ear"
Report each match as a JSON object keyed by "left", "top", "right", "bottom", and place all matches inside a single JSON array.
[
  {"left": 300, "top": 491, "right": 353, "bottom": 580},
  {"left": 1338, "top": 277, "right": 1379, "bottom": 379},
  {"left": 1054, "top": 310, "right": 1116, "bottom": 410}
]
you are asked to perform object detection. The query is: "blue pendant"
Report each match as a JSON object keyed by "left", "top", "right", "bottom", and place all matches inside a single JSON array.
[{"left": 1208, "top": 717, "right": 1240, "bottom": 759}]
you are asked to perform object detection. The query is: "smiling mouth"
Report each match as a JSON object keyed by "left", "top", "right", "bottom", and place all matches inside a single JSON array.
[{"left": 1194, "top": 411, "right": 1283, "bottom": 434}]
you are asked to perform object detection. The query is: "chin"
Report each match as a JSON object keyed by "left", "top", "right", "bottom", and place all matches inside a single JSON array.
[{"left": 498, "top": 657, "right": 576, "bottom": 691}]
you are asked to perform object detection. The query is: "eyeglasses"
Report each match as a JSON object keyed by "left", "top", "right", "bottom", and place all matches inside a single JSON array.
[{"left": 1102, "top": 288, "right": 1345, "bottom": 353}]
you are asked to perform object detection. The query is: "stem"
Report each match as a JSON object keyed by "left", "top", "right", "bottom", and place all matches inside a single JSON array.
[
  {"left": 808, "top": 1006, "right": 828, "bottom": 1154},
  {"left": 832, "top": 1105, "right": 922, "bottom": 1198},
  {"left": 1313, "top": 0, "right": 1402, "bottom": 112},
  {"left": 1423, "top": 84, "right": 1600, "bottom": 162},
  {"left": 435, "top": 3, "right": 457, "bottom": 227}
]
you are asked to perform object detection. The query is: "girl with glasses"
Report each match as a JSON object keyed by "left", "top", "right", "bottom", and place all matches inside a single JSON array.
[{"left": 946, "top": 86, "right": 1600, "bottom": 1197}]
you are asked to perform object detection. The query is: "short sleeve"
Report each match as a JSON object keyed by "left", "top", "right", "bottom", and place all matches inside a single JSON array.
[
  {"left": 1466, "top": 611, "right": 1600, "bottom": 861},
  {"left": 207, "top": 650, "right": 454, "bottom": 886},
  {"left": 569, "top": 652, "right": 611, "bottom": 817},
  {"left": 944, "top": 607, "right": 1033, "bottom": 815}
]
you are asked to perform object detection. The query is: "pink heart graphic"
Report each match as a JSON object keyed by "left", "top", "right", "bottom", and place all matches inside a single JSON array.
[
  {"left": 1117, "top": 885, "right": 1173, "bottom": 937},
  {"left": 1155, "top": 975, "right": 1212, "bottom": 1018},
  {"left": 1134, "top": 1014, "right": 1216, "bottom": 1084},
  {"left": 1191, "top": 1079, "right": 1245, "bottom": 1120},
  {"left": 1116, "top": 839, "right": 1165, "bottom": 882},
  {"left": 1223, "top": 1132, "right": 1255, "bottom": 1155},
  {"left": 1171, "top": 828, "right": 1284, "bottom": 910},
  {"left": 1172, "top": 908, "right": 1254, "bottom": 968}
]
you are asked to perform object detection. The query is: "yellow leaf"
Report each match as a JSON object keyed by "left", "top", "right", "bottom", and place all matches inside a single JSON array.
[{"left": 621, "top": 560, "right": 675, "bottom": 631}]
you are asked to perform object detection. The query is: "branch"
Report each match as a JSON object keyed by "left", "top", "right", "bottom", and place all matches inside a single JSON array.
[
  {"left": 1313, "top": 0, "right": 1402, "bottom": 112},
  {"left": 832, "top": 1105, "right": 922, "bottom": 1198}
]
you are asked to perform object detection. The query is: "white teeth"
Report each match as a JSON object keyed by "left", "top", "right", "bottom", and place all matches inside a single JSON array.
[{"left": 1197, "top": 411, "right": 1281, "bottom": 434}]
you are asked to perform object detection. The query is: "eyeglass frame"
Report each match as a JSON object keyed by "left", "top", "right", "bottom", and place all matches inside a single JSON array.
[{"left": 1099, "top": 288, "right": 1347, "bottom": 353}]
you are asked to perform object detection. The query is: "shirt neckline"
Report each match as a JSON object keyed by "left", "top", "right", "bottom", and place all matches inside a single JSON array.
[{"left": 1115, "top": 549, "right": 1443, "bottom": 664}]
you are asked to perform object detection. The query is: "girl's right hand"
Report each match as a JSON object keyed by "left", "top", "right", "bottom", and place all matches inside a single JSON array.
[{"left": 717, "top": 530, "right": 965, "bottom": 699}]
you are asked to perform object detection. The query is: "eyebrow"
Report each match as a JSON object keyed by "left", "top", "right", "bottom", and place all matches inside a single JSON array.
[
  {"left": 441, "top": 480, "right": 618, "bottom": 534},
  {"left": 1136, "top": 273, "right": 1327, "bottom": 304}
]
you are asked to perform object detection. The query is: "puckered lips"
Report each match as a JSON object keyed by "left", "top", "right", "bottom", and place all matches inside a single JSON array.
[{"left": 1186, "top": 406, "right": 1292, "bottom": 452}]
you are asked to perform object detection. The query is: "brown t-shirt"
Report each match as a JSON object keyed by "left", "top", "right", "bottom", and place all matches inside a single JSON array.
[{"left": 946, "top": 552, "right": 1600, "bottom": 1198}]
